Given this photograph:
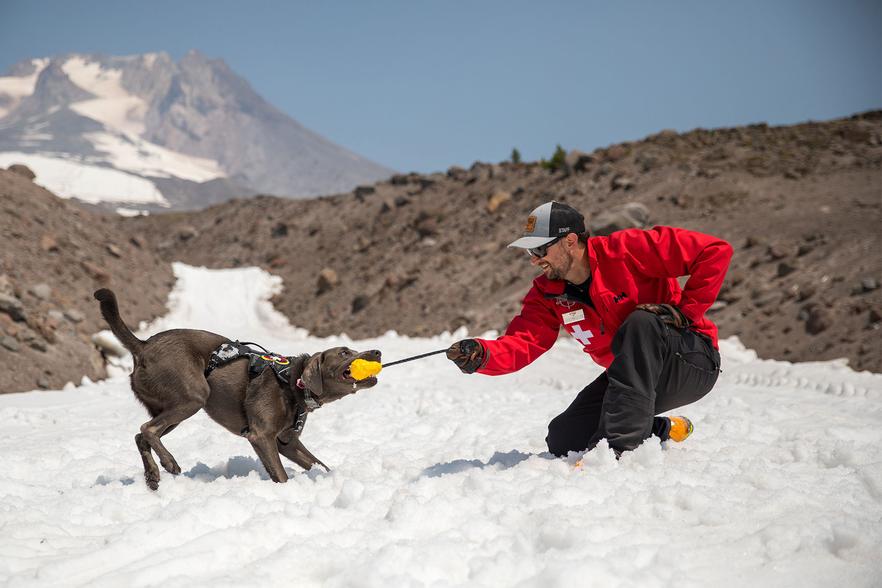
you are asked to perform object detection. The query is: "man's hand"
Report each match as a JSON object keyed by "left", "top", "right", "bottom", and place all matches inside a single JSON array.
[
  {"left": 635, "top": 303, "right": 691, "bottom": 329},
  {"left": 446, "top": 339, "right": 486, "bottom": 374}
]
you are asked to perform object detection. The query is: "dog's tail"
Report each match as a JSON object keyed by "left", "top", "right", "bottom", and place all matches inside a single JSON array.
[{"left": 94, "top": 289, "right": 144, "bottom": 354}]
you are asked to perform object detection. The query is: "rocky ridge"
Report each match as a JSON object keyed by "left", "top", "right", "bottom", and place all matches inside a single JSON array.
[{"left": 128, "top": 111, "right": 882, "bottom": 371}]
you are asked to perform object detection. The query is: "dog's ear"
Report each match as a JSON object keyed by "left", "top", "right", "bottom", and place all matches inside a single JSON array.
[{"left": 300, "top": 352, "right": 324, "bottom": 396}]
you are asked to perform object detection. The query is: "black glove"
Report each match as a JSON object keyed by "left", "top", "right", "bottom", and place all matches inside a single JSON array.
[
  {"left": 446, "top": 339, "right": 486, "bottom": 374},
  {"left": 635, "top": 303, "right": 691, "bottom": 329}
]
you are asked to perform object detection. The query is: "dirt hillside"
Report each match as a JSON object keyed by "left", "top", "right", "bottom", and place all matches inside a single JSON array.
[{"left": 0, "top": 169, "right": 172, "bottom": 392}]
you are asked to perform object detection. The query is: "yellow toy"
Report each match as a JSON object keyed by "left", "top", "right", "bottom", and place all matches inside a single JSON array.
[{"left": 350, "top": 359, "right": 382, "bottom": 380}]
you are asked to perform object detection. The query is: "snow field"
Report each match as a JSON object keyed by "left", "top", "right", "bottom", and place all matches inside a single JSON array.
[
  {"left": 0, "top": 264, "right": 880, "bottom": 587},
  {"left": 84, "top": 132, "right": 224, "bottom": 182},
  {"left": 0, "top": 152, "right": 169, "bottom": 206}
]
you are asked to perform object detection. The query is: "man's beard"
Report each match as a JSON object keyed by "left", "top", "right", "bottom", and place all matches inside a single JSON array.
[{"left": 543, "top": 253, "right": 572, "bottom": 281}]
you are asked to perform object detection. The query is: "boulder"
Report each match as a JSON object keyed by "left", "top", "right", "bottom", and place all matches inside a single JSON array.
[
  {"left": 605, "top": 145, "right": 627, "bottom": 162},
  {"left": 0, "top": 293, "right": 26, "bottom": 322},
  {"left": 589, "top": 203, "right": 651, "bottom": 236},
  {"left": 389, "top": 174, "right": 410, "bottom": 186},
  {"left": 40, "top": 234, "right": 59, "bottom": 252},
  {"left": 64, "top": 309, "right": 85, "bottom": 324},
  {"left": 354, "top": 185, "right": 376, "bottom": 199},
  {"left": 776, "top": 262, "right": 797, "bottom": 278},
  {"left": 351, "top": 295, "right": 370, "bottom": 314},
  {"left": 804, "top": 305, "right": 832, "bottom": 335},
  {"left": 178, "top": 226, "right": 199, "bottom": 241},
  {"left": 796, "top": 283, "right": 817, "bottom": 302},
  {"left": 0, "top": 335, "right": 19, "bottom": 352},
  {"left": 447, "top": 166, "right": 468, "bottom": 181},
  {"left": 80, "top": 261, "right": 110, "bottom": 283},
  {"left": 611, "top": 174, "right": 635, "bottom": 191},
  {"left": 767, "top": 245, "right": 789, "bottom": 261},
  {"left": 419, "top": 177, "right": 437, "bottom": 190},
  {"left": 30, "top": 283, "right": 51, "bottom": 301},
  {"left": 270, "top": 223, "right": 288, "bottom": 238},
  {"left": 0, "top": 274, "right": 12, "bottom": 296},
  {"left": 486, "top": 191, "right": 511, "bottom": 213},
  {"left": 634, "top": 151, "right": 661, "bottom": 173},
  {"left": 7, "top": 164, "right": 35, "bottom": 180},
  {"left": 317, "top": 268, "right": 339, "bottom": 294},
  {"left": 414, "top": 213, "right": 439, "bottom": 238},
  {"left": 564, "top": 150, "right": 594, "bottom": 173}
]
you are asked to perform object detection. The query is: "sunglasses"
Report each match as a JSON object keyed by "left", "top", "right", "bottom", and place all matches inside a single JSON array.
[{"left": 527, "top": 236, "right": 563, "bottom": 258}]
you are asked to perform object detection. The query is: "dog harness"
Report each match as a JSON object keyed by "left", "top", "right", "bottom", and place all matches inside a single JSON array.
[{"left": 204, "top": 341, "right": 318, "bottom": 434}]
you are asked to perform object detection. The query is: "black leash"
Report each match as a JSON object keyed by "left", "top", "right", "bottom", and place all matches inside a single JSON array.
[{"left": 382, "top": 348, "right": 448, "bottom": 368}]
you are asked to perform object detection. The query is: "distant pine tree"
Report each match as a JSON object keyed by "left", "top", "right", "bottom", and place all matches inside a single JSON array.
[
  {"left": 541, "top": 144, "right": 566, "bottom": 171},
  {"left": 511, "top": 148, "right": 522, "bottom": 164}
]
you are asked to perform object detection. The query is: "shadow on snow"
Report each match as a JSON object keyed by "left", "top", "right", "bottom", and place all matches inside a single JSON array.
[{"left": 421, "top": 449, "right": 555, "bottom": 478}]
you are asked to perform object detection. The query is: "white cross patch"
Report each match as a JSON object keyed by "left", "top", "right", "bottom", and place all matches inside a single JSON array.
[{"left": 570, "top": 324, "right": 594, "bottom": 346}]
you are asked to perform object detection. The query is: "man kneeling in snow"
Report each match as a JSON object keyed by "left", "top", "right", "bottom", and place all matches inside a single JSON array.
[{"left": 446, "top": 201, "right": 733, "bottom": 458}]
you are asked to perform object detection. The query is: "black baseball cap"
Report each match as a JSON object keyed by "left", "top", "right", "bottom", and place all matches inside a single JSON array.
[{"left": 508, "top": 201, "right": 586, "bottom": 249}]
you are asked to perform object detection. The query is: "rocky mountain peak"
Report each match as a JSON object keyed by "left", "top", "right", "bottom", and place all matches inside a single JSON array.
[{"left": 0, "top": 51, "right": 393, "bottom": 210}]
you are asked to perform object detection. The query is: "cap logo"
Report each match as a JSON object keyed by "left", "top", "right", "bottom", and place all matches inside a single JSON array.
[
  {"left": 558, "top": 227, "right": 570, "bottom": 234},
  {"left": 524, "top": 215, "right": 537, "bottom": 233}
]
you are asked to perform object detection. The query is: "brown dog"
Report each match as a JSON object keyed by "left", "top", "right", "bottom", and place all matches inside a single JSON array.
[{"left": 94, "top": 288, "right": 380, "bottom": 490}]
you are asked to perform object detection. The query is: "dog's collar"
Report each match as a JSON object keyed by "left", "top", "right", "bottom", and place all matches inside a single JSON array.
[{"left": 295, "top": 378, "right": 322, "bottom": 411}]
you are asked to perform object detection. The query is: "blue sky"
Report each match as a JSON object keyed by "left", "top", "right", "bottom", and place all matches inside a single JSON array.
[{"left": 1, "top": 0, "right": 879, "bottom": 173}]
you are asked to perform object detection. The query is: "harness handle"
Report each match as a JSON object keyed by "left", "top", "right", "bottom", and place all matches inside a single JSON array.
[{"left": 239, "top": 340, "right": 270, "bottom": 353}]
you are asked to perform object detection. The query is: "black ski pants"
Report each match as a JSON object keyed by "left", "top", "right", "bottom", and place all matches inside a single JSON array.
[{"left": 546, "top": 309, "right": 721, "bottom": 457}]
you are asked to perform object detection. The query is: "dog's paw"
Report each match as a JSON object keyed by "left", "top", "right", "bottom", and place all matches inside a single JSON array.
[
  {"left": 160, "top": 458, "right": 181, "bottom": 475},
  {"left": 145, "top": 471, "right": 160, "bottom": 491}
]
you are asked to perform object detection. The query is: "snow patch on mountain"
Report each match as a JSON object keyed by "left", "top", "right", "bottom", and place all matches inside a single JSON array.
[
  {"left": 62, "top": 56, "right": 148, "bottom": 136},
  {"left": 0, "top": 151, "right": 168, "bottom": 206},
  {"left": 84, "top": 131, "right": 224, "bottom": 181},
  {"left": 0, "top": 58, "right": 48, "bottom": 118}
]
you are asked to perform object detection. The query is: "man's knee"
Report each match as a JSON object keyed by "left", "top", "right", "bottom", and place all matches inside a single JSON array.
[
  {"left": 545, "top": 414, "right": 567, "bottom": 457},
  {"left": 545, "top": 413, "right": 596, "bottom": 457}
]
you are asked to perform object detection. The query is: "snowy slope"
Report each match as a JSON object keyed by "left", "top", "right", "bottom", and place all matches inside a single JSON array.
[
  {"left": 0, "top": 151, "right": 168, "bottom": 206},
  {"left": 0, "top": 264, "right": 880, "bottom": 587}
]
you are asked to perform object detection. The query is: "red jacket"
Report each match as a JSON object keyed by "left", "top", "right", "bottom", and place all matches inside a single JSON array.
[{"left": 476, "top": 226, "right": 733, "bottom": 375}]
